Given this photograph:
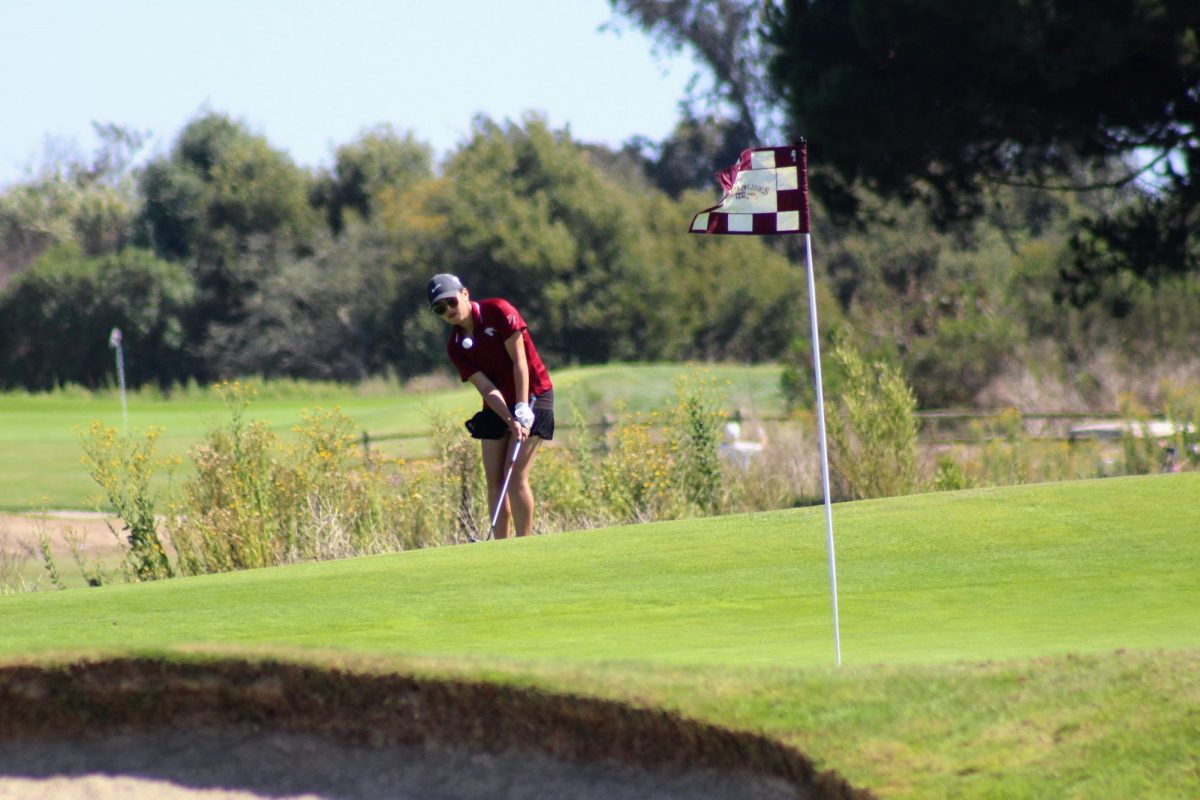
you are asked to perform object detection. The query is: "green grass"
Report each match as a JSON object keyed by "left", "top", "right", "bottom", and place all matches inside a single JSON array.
[
  {"left": 553, "top": 361, "right": 783, "bottom": 419},
  {"left": 0, "top": 380, "right": 480, "bottom": 512},
  {"left": 3, "top": 474, "right": 1198, "bottom": 797},
  {"left": 0, "top": 363, "right": 784, "bottom": 511}
]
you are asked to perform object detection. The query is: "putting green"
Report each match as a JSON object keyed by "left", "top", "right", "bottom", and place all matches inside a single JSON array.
[{"left": 2, "top": 474, "right": 1196, "bottom": 668}]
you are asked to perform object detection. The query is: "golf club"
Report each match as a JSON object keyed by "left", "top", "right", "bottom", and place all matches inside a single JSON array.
[{"left": 473, "top": 438, "right": 522, "bottom": 542}]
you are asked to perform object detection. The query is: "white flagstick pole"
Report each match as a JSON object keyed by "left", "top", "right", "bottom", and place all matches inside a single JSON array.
[
  {"left": 109, "top": 327, "right": 128, "bottom": 434},
  {"left": 803, "top": 232, "right": 842, "bottom": 666}
]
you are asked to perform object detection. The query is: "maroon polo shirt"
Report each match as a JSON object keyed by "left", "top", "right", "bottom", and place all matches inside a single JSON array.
[{"left": 447, "top": 298, "right": 552, "bottom": 407}]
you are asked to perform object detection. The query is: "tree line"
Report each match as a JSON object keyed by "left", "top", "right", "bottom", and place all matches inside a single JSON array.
[
  {"left": 1, "top": 107, "right": 1196, "bottom": 411},
  {"left": 0, "top": 114, "right": 807, "bottom": 392},
  {"left": 2, "top": 0, "right": 1197, "bottom": 409}
]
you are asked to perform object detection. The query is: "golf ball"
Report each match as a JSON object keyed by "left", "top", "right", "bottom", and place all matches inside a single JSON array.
[{"left": 462, "top": 336, "right": 474, "bottom": 349}]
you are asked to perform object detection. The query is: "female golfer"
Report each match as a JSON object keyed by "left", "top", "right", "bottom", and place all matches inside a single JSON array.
[{"left": 427, "top": 273, "right": 554, "bottom": 538}]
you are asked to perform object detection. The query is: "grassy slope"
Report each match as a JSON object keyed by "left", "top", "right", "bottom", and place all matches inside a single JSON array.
[
  {"left": 4, "top": 474, "right": 1194, "bottom": 664},
  {"left": 2, "top": 474, "right": 1198, "bottom": 797},
  {"left": 0, "top": 363, "right": 783, "bottom": 511}
]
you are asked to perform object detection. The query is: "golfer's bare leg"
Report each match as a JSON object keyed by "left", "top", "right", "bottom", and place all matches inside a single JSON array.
[
  {"left": 508, "top": 437, "right": 541, "bottom": 537},
  {"left": 481, "top": 436, "right": 511, "bottom": 538}
]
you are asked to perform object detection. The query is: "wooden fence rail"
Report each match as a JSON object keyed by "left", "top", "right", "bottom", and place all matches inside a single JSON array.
[{"left": 359, "top": 411, "right": 1169, "bottom": 455}]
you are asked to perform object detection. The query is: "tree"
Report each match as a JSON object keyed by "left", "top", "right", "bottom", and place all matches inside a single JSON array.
[
  {"left": 135, "top": 112, "right": 322, "bottom": 376},
  {"left": 636, "top": 187, "right": 812, "bottom": 363},
  {"left": 197, "top": 226, "right": 402, "bottom": 381},
  {"left": 435, "top": 114, "right": 809, "bottom": 367},
  {"left": 136, "top": 111, "right": 320, "bottom": 270},
  {"left": 312, "top": 124, "right": 434, "bottom": 234},
  {"left": 607, "top": 0, "right": 776, "bottom": 144},
  {"left": 766, "top": 0, "right": 1200, "bottom": 287},
  {"left": 0, "top": 180, "right": 79, "bottom": 285},
  {"left": 0, "top": 245, "right": 194, "bottom": 390},
  {"left": 628, "top": 113, "right": 749, "bottom": 196},
  {"left": 0, "top": 123, "right": 146, "bottom": 284},
  {"left": 436, "top": 115, "right": 662, "bottom": 364},
  {"left": 606, "top": 0, "right": 779, "bottom": 193}
]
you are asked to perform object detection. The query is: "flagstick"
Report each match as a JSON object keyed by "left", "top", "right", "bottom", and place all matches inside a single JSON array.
[
  {"left": 803, "top": 232, "right": 842, "bottom": 666},
  {"left": 687, "top": 141, "right": 840, "bottom": 664}
]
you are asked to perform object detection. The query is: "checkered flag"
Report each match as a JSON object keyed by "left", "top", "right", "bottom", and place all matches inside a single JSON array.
[{"left": 689, "top": 143, "right": 810, "bottom": 235}]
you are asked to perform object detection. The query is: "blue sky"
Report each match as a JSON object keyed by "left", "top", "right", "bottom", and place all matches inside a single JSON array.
[{"left": 0, "top": 0, "right": 698, "bottom": 186}]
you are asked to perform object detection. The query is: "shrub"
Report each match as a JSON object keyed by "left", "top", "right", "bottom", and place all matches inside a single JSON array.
[
  {"left": 933, "top": 455, "right": 974, "bottom": 492},
  {"left": 156, "top": 384, "right": 430, "bottom": 572},
  {"left": 933, "top": 411, "right": 1117, "bottom": 489},
  {"left": 1116, "top": 396, "right": 1167, "bottom": 477},
  {"left": 532, "top": 370, "right": 731, "bottom": 526},
  {"left": 1159, "top": 381, "right": 1200, "bottom": 471},
  {"left": 77, "top": 422, "right": 175, "bottom": 581},
  {"left": 529, "top": 445, "right": 598, "bottom": 531},
  {"left": 721, "top": 420, "right": 823, "bottom": 511},
  {"left": 598, "top": 408, "right": 678, "bottom": 522},
  {"left": 666, "top": 371, "right": 726, "bottom": 515},
  {"left": 165, "top": 381, "right": 446, "bottom": 574},
  {"left": 974, "top": 407, "right": 1034, "bottom": 486},
  {"left": 825, "top": 342, "right": 919, "bottom": 499},
  {"left": 1, "top": 533, "right": 38, "bottom": 594},
  {"left": 425, "top": 406, "right": 486, "bottom": 542},
  {"left": 529, "top": 397, "right": 612, "bottom": 531}
]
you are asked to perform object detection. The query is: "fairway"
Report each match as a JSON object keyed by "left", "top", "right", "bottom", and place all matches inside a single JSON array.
[{"left": 0, "top": 363, "right": 783, "bottom": 511}]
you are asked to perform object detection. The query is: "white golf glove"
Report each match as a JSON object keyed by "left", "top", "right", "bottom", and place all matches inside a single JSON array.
[{"left": 513, "top": 402, "right": 535, "bottom": 429}]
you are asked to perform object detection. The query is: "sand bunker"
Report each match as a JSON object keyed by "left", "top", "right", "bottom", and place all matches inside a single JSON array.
[{"left": 0, "top": 657, "right": 869, "bottom": 800}]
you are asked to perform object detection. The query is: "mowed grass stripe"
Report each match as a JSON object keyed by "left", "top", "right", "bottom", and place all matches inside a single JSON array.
[{"left": 1, "top": 474, "right": 1196, "bottom": 668}]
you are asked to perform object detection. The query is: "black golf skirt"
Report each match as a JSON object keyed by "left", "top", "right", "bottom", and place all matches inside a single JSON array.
[{"left": 465, "top": 390, "right": 555, "bottom": 441}]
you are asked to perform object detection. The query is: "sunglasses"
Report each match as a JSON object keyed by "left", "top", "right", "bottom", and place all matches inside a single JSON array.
[{"left": 431, "top": 296, "right": 460, "bottom": 315}]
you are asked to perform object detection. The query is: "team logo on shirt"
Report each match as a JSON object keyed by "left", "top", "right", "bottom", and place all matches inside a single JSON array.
[{"left": 484, "top": 327, "right": 496, "bottom": 337}]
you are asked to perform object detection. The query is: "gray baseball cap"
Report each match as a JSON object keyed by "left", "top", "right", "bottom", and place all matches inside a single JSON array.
[{"left": 426, "top": 274, "right": 464, "bottom": 307}]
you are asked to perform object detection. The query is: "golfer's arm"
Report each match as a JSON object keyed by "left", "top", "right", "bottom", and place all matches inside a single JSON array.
[
  {"left": 468, "top": 373, "right": 516, "bottom": 424},
  {"left": 505, "top": 332, "right": 530, "bottom": 405}
]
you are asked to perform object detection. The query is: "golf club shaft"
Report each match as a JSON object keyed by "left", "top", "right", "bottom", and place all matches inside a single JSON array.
[{"left": 488, "top": 439, "right": 523, "bottom": 536}]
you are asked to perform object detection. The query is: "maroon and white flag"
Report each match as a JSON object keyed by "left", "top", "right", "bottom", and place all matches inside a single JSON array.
[{"left": 689, "top": 143, "right": 810, "bottom": 235}]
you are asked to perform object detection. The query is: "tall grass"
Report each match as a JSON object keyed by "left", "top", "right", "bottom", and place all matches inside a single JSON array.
[
  {"left": 933, "top": 394, "right": 1200, "bottom": 489},
  {"left": 532, "top": 372, "right": 733, "bottom": 528},
  {"left": 60, "top": 373, "right": 750, "bottom": 582},
  {"left": 15, "top": 369, "right": 1200, "bottom": 589},
  {"left": 78, "top": 421, "right": 174, "bottom": 580},
  {"left": 825, "top": 341, "right": 919, "bottom": 499},
  {"left": 166, "top": 381, "right": 446, "bottom": 574},
  {"left": 0, "top": 533, "right": 37, "bottom": 595}
]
